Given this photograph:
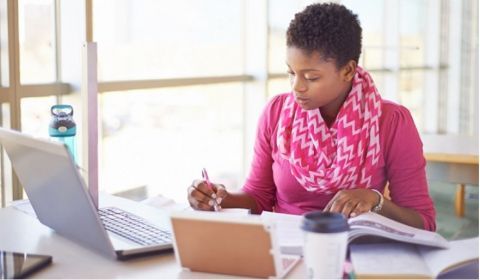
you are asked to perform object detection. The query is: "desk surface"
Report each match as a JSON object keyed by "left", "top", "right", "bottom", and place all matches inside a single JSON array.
[
  {"left": 421, "top": 134, "right": 479, "bottom": 164},
  {"left": 0, "top": 195, "right": 306, "bottom": 279}
]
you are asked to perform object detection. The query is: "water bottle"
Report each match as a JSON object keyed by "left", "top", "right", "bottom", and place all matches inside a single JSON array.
[{"left": 49, "top": 104, "right": 77, "bottom": 162}]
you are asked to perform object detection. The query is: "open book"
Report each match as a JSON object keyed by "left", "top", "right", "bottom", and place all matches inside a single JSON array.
[
  {"left": 350, "top": 237, "right": 479, "bottom": 279},
  {"left": 260, "top": 211, "right": 449, "bottom": 255}
]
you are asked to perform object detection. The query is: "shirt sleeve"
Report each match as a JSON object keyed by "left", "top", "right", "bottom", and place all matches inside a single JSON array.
[
  {"left": 241, "top": 95, "right": 285, "bottom": 212},
  {"left": 382, "top": 104, "right": 436, "bottom": 231}
]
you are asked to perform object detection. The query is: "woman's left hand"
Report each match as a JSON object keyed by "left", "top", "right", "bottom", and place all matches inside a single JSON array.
[{"left": 323, "top": 189, "right": 380, "bottom": 218}]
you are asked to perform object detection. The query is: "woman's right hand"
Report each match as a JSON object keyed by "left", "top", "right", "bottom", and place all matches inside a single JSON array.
[{"left": 187, "top": 179, "right": 228, "bottom": 211}]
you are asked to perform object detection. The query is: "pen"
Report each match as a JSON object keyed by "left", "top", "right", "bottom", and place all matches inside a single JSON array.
[{"left": 201, "top": 168, "right": 220, "bottom": 211}]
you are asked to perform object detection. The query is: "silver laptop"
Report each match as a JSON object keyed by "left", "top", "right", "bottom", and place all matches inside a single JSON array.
[{"left": 0, "top": 127, "right": 173, "bottom": 260}]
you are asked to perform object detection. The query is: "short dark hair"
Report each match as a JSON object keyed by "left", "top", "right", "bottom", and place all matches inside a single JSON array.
[{"left": 286, "top": 3, "right": 362, "bottom": 69}]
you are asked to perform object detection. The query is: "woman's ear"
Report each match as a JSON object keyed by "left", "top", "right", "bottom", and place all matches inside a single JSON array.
[{"left": 341, "top": 60, "right": 357, "bottom": 82}]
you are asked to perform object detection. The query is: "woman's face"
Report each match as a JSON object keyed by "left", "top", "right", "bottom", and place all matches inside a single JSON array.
[{"left": 286, "top": 46, "right": 354, "bottom": 111}]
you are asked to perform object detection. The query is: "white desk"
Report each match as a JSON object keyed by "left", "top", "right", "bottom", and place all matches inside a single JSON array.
[
  {"left": 421, "top": 134, "right": 479, "bottom": 217},
  {"left": 0, "top": 195, "right": 306, "bottom": 279}
]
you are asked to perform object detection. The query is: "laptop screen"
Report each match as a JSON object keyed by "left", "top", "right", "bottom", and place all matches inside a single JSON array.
[{"left": 0, "top": 128, "right": 116, "bottom": 258}]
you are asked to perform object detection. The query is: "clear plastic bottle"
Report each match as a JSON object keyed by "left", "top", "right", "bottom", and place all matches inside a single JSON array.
[{"left": 49, "top": 104, "right": 77, "bottom": 162}]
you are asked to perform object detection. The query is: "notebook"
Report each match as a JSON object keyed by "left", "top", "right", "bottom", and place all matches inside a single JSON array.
[
  {"left": 0, "top": 127, "right": 173, "bottom": 260},
  {"left": 170, "top": 211, "right": 301, "bottom": 278}
]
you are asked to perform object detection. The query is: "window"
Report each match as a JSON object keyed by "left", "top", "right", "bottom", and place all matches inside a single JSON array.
[
  {"left": 21, "top": 96, "right": 56, "bottom": 137},
  {"left": 0, "top": 103, "right": 11, "bottom": 206},
  {"left": 99, "top": 83, "right": 244, "bottom": 201},
  {"left": 18, "top": 0, "right": 56, "bottom": 84},
  {"left": 342, "top": 0, "right": 385, "bottom": 69},
  {"left": 0, "top": 0, "right": 8, "bottom": 87},
  {"left": 93, "top": 0, "right": 244, "bottom": 81},
  {"left": 0, "top": 0, "right": 477, "bottom": 205},
  {"left": 268, "top": 0, "right": 316, "bottom": 74},
  {"left": 267, "top": 0, "right": 451, "bottom": 133},
  {"left": 268, "top": 78, "right": 289, "bottom": 98}
]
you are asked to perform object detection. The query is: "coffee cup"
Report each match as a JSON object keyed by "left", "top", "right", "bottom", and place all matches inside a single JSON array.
[{"left": 301, "top": 211, "right": 349, "bottom": 279}]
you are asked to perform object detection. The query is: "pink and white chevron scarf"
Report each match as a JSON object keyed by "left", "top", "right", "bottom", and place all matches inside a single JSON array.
[{"left": 277, "top": 66, "right": 382, "bottom": 194}]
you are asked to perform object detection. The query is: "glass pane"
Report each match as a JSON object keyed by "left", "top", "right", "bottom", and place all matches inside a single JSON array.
[
  {"left": 398, "top": 70, "right": 425, "bottom": 130},
  {"left": 99, "top": 83, "right": 244, "bottom": 202},
  {"left": 368, "top": 71, "right": 387, "bottom": 100},
  {"left": 268, "top": 0, "right": 316, "bottom": 73},
  {"left": 1, "top": 103, "right": 11, "bottom": 206},
  {"left": 94, "top": 0, "right": 243, "bottom": 81},
  {"left": 18, "top": 0, "right": 56, "bottom": 84},
  {"left": 342, "top": 0, "right": 385, "bottom": 69},
  {"left": 399, "top": 0, "right": 426, "bottom": 67},
  {"left": 269, "top": 0, "right": 385, "bottom": 72},
  {"left": 20, "top": 96, "right": 57, "bottom": 138},
  {"left": 1, "top": 102, "right": 9, "bottom": 127},
  {"left": 268, "top": 77, "right": 290, "bottom": 99},
  {"left": 0, "top": 0, "right": 8, "bottom": 87}
]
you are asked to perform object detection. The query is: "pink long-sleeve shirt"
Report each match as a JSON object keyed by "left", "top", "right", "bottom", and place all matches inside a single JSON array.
[{"left": 242, "top": 93, "right": 436, "bottom": 231}]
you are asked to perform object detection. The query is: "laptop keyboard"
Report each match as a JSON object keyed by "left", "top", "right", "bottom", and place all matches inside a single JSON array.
[{"left": 98, "top": 207, "right": 172, "bottom": 246}]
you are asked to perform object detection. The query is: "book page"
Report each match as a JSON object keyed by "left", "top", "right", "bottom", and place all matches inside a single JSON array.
[
  {"left": 420, "top": 237, "right": 479, "bottom": 277},
  {"left": 350, "top": 243, "right": 431, "bottom": 278},
  {"left": 218, "top": 208, "right": 251, "bottom": 215},
  {"left": 258, "top": 211, "right": 453, "bottom": 256},
  {"left": 348, "top": 212, "right": 449, "bottom": 248}
]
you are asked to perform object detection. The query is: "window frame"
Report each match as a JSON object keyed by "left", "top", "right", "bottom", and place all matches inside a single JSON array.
[{"left": 0, "top": 0, "right": 477, "bottom": 206}]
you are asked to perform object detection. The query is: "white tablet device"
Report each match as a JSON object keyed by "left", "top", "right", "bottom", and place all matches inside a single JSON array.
[{"left": 170, "top": 211, "right": 300, "bottom": 278}]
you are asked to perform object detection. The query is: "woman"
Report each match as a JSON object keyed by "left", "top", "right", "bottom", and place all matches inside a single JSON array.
[{"left": 188, "top": 3, "right": 435, "bottom": 231}]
